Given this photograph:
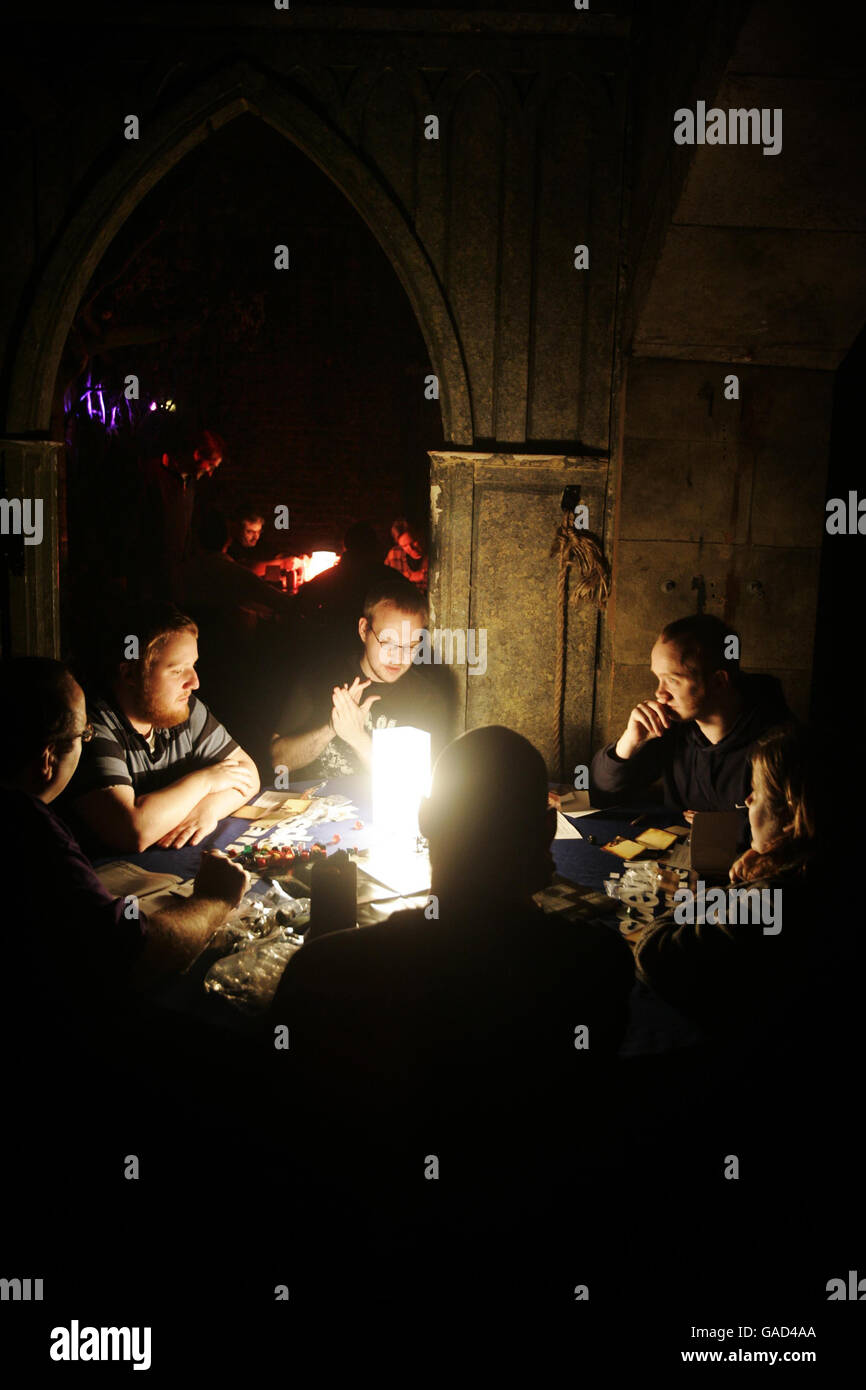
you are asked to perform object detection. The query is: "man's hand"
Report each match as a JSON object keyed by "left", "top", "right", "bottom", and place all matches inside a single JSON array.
[
  {"left": 155, "top": 804, "right": 221, "bottom": 849},
  {"left": 331, "top": 679, "right": 380, "bottom": 750},
  {"left": 615, "top": 700, "right": 679, "bottom": 760},
  {"left": 204, "top": 757, "right": 259, "bottom": 800},
  {"left": 345, "top": 676, "right": 373, "bottom": 706},
  {"left": 193, "top": 849, "right": 249, "bottom": 906}
]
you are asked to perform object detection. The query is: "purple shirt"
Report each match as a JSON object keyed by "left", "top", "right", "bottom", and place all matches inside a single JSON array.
[{"left": 1, "top": 787, "right": 148, "bottom": 992}]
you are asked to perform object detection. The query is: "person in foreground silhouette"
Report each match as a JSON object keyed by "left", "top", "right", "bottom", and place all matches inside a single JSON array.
[{"left": 275, "top": 725, "right": 634, "bottom": 1177}]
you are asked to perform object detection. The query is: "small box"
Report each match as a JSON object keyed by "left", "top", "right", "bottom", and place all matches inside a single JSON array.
[{"left": 689, "top": 811, "right": 746, "bottom": 877}]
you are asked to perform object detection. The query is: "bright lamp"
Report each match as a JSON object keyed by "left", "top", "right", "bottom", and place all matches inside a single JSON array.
[{"left": 372, "top": 726, "right": 431, "bottom": 844}]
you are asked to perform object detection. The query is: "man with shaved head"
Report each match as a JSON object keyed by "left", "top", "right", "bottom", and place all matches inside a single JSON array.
[{"left": 591, "top": 614, "right": 791, "bottom": 817}]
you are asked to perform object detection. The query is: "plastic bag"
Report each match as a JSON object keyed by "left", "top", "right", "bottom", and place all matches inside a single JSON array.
[{"left": 204, "top": 921, "right": 307, "bottom": 1014}]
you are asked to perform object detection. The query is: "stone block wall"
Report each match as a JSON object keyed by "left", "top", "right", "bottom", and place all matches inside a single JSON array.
[{"left": 598, "top": 357, "right": 833, "bottom": 745}]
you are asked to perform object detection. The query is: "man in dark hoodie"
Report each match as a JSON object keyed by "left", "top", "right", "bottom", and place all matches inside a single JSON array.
[{"left": 590, "top": 615, "right": 791, "bottom": 817}]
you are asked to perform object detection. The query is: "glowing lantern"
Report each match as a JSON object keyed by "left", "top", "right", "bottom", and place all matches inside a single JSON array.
[
  {"left": 304, "top": 550, "right": 340, "bottom": 582},
  {"left": 372, "top": 726, "right": 431, "bottom": 845}
]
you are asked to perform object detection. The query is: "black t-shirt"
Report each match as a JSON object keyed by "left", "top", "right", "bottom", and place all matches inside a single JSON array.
[
  {"left": 275, "top": 643, "right": 452, "bottom": 779},
  {"left": 225, "top": 539, "right": 260, "bottom": 569}
]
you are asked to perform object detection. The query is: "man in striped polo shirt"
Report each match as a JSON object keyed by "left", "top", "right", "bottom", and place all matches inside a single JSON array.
[{"left": 66, "top": 602, "right": 259, "bottom": 853}]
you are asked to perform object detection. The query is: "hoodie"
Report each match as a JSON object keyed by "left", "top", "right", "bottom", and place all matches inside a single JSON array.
[{"left": 590, "top": 673, "right": 792, "bottom": 811}]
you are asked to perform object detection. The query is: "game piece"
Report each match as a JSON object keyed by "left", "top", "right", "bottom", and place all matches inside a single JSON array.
[
  {"left": 635, "top": 827, "right": 677, "bottom": 851},
  {"left": 600, "top": 837, "right": 645, "bottom": 861}
]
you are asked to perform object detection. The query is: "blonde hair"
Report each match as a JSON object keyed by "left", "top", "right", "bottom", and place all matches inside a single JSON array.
[
  {"left": 746, "top": 725, "right": 819, "bottom": 877},
  {"left": 141, "top": 618, "right": 198, "bottom": 679},
  {"left": 106, "top": 602, "right": 198, "bottom": 685}
]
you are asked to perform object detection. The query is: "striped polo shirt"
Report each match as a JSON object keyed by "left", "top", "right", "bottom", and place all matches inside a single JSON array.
[{"left": 68, "top": 692, "right": 238, "bottom": 801}]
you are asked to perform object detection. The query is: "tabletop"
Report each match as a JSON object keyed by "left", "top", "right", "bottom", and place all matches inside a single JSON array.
[{"left": 100, "top": 778, "right": 704, "bottom": 1055}]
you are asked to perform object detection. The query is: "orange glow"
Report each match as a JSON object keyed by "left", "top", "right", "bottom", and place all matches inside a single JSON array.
[{"left": 304, "top": 550, "right": 340, "bottom": 582}]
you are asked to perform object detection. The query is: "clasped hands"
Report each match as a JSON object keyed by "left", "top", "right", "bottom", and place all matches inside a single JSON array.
[
  {"left": 330, "top": 676, "right": 381, "bottom": 749},
  {"left": 155, "top": 757, "right": 258, "bottom": 849}
]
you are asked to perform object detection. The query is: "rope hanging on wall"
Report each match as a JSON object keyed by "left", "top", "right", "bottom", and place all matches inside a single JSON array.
[{"left": 549, "top": 491, "right": 611, "bottom": 779}]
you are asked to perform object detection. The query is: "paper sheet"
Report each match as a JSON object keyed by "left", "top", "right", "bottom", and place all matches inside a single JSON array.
[
  {"left": 94, "top": 862, "right": 183, "bottom": 898},
  {"left": 361, "top": 847, "right": 432, "bottom": 898},
  {"left": 554, "top": 812, "right": 583, "bottom": 840},
  {"left": 234, "top": 791, "right": 313, "bottom": 822}
]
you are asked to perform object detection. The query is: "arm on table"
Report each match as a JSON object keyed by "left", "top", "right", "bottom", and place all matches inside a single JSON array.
[
  {"left": 72, "top": 754, "right": 259, "bottom": 852},
  {"left": 155, "top": 747, "right": 260, "bottom": 848},
  {"left": 133, "top": 850, "right": 249, "bottom": 982}
]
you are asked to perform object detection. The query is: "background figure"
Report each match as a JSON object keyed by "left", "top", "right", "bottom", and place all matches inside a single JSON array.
[
  {"left": 385, "top": 515, "right": 428, "bottom": 591},
  {"left": 135, "top": 420, "right": 225, "bottom": 600},
  {"left": 293, "top": 520, "right": 395, "bottom": 642},
  {"left": 226, "top": 504, "right": 266, "bottom": 572},
  {"left": 180, "top": 511, "right": 293, "bottom": 625},
  {"left": 180, "top": 511, "right": 293, "bottom": 774}
]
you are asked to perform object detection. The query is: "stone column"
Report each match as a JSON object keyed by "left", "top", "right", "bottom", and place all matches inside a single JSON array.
[
  {"left": 429, "top": 450, "right": 610, "bottom": 777},
  {"left": 0, "top": 439, "right": 63, "bottom": 657}
]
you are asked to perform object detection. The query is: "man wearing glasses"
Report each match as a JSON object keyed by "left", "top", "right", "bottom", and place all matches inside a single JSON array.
[
  {"left": 0, "top": 657, "right": 249, "bottom": 987},
  {"left": 272, "top": 574, "right": 446, "bottom": 779}
]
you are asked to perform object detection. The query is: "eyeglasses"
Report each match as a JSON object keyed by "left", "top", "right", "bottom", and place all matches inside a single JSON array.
[
  {"left": 56, "top": 723, "right": 93, "bottom": 753},
  {"left": 369, "top": 627, "right": 423, "bottom": 659}
]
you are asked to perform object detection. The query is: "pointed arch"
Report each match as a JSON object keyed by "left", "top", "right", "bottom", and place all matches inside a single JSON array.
[{"left": 6, "top": 59, "right": 472, "bottom": 443}]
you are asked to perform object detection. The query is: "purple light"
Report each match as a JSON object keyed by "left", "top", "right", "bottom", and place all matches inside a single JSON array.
[{"left": 149, "top": 401, "right": 157, "bottom": 412}]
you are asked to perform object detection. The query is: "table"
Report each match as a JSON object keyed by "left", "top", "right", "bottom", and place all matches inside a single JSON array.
[
  {"left": 552, "top": 804, "right": 685, "bottom": 888},
  {"left": 550, "top": 804, "right": 705, "bottom": 1056},
  {"left": 99, "top": 781, "right": 704, "bottom": 1055}
]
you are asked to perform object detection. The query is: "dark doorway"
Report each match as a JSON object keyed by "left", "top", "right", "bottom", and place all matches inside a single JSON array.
[{"left": 60, "top": 112, "right": 441, "bottom": 646}]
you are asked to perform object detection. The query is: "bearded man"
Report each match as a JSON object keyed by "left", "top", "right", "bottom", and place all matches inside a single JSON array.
[{"left": 65, "top": 601, "right": 259, "bottom": 852}]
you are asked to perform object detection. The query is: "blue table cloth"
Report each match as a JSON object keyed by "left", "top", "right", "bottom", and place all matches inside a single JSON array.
[{"left": 99, "top": 780, "right": 703, "bottom": 1055}]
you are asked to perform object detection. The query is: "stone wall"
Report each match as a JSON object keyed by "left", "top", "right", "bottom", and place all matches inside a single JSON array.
[
  {"left": 2, "top": 4, "right": 863, "bottom": 771},
  {"left": 601, "top": 359, "right": 832, "bottom": 741},
  {"left": 1, "top": 5, "right": 630, "bottom": 779}
]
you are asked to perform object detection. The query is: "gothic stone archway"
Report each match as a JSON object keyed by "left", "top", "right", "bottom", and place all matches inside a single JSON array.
[{"left": 4, "top": 59, "right": 472, "bottom": 656}]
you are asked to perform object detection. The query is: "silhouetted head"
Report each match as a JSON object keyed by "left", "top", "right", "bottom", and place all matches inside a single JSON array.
[
  {"left": 343, "top": 521, "right": 381, "bottom": 563},
  {"left": 419, "top": 725, "right": 556, "bottom": 905},
  {"left": 197, "top": 509, "right": 231, "bottom": 554},
  {"left": 0, "top": 657, "right": 90, "bottom": 802}
]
